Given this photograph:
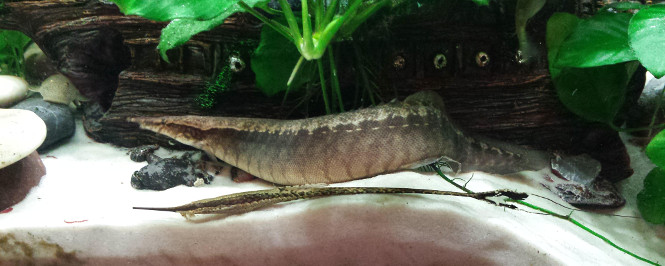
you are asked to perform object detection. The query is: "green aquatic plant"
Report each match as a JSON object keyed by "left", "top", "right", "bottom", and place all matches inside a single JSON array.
[
  {"left": 548, "top": 3, "right": 665, "bottom": 126},
  {"left": 111, "top": 0, "right": 392, "bottom": 113},
  {"left": 431, "top": 166, "right": 660, "bottom": 265},
  {"left": 548, "top": 2, "right": 665, "bottom": 226},
  {"left": 0, "top": 30, "right": 30, "bottom": 77},
  {"left": 643, "top": 130, "right": 665, "bottom": 224},
  {"left": 110, "top": 0, "right": 489, "bottom": 113}
]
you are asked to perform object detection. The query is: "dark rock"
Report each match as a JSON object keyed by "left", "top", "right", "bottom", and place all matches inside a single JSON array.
[
  {"left": 127, "top": 144, "right": 160, "bottom": 162},
  {"left": 129, "top": 147, "right": 213, "bottom": 191},
  {"left": 0, "top": 152, "right": 45, "bottom": 210},
  {"left": 131, "top": 156, "right": 213, "bottom": 191},
  {"left": 12, "top": 97, "right": 75, "bottom": 151}
]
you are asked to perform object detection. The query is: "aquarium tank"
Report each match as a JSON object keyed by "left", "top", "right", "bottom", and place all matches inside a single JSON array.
[{"left": 0, "top": 0, "right": 663, "bottom": 264}]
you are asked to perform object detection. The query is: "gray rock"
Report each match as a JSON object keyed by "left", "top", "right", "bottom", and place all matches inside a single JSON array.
[{"left": 12, "top": 97, "right": 75, "bottom": 151}]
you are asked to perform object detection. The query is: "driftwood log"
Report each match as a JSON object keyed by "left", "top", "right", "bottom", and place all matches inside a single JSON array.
[{"left": 0, "top": 0, "right": 644, "bottom": 183}]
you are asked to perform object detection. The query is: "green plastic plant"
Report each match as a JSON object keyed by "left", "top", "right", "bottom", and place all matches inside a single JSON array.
[
  {"left": 110, "top": 0, "right": 489, "bottom": 113},
  {"left": 548, "top": 3, "right": 665, "bottom": 125},
  {"left": 0, "top": 30, "right": 30, "bottom": 77},
  {"left": 111, "top": 0, "right": 393, "bottom": 113},
  {"left": 548, "top": 3, "right": 665, "bottom": 225},
  {"left": 107, "top": 1, "right": 660, "bottom": 262},
  {"left": 432, "top": 165, "right": 660, "bottom": 265}
]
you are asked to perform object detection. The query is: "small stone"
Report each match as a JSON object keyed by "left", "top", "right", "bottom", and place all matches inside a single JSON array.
[
  {"left": 0, "top": 75, "right": 29, "bottom": 108},
  {"left": 0, "top": 109, "right": 46, "bottom": 210},
  {"left": 129, "top": 148, "right": 213, "bottom": 191},
  {"left": 127, "top": 144, "right": 160, "bottom": 162},
  {"left": 0, "top": 152, "right": 46, "bottom": 210},
  {"left": 12, "top": 97, "right": 75, "bottom": 151},
  {"left": 0, "top": 109, "right": 46, "bottom": 168}
]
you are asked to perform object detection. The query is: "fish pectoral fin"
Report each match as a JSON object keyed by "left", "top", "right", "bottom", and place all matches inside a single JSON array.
[{"left": 409, "top": 156, "right": 462, "bottom": 175}]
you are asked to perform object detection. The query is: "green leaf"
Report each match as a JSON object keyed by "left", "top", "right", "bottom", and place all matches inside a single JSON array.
[
  {"left": 637, "top": 167, "right": 665, "bottom": 224},
  {"left": 251, "top": 24, "right": 315, "bottom": 96},
  {"left": 600, "top": 1, "right": 644, "bottom": 12},
  {"left": 629, "top": 5, "right": 665, "bottom": 78},
  {"left": 338, "top": 0, "right": 390, "bottom": 38},
  {"left": 470, "top": 0, "right": 489, "bottom": 5},
  {"left": 157, "top": 9, "right": 233, "bottom": 61},
  {"left": 0, "top": 30, "right": 30, "bottom": 48},
  {"left": 555, "top": 12, "right": 636, "bottom": 68},
  {"left": 646, "top": 129, "right": 665, "bottom": 168},
  {"left": 0, "top": 30, "right": 31, "bottom": 76},
  {"left": 546, "top": 12, "right": 580, "bottom": 78},
  {"left": 110, "top": 0, "right": 238, "bottom": 21},
  {"left": 112, "top": 0, "right": 270, "bottom": 61},
  {"left": 554, "top": 61, "right": 638, "bottom": 124}
]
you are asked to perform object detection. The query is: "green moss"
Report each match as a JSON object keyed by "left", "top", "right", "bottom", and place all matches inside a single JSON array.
[{"left": 196, "top": 65, "right": 232, "bottom": 110}]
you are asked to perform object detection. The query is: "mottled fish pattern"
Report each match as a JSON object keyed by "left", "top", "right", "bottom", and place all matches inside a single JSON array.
[{"left": 129, "top": 91, "right": 551, "bottom": 185}]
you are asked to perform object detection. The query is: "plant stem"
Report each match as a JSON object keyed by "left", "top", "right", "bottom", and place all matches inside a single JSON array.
[
  {"left": 287, "top": 55, "right": 305, "bottom": 87},
  {"left": 283, "top": 55, "right": 306, "bottom": 105},
  {"left": 327, "top": 47, "right": 344, "bottom": 112},
  {"left": 434, "top": 167, "right": 473, "bottom": 193},
  {"left": 317, "top": 59, "right": 331, "bottom": 114},
  {"left": 314, "top": 0, "right": 324, "bottom": 32},
  {"left": 310, "top": 0, "right": 362, "bottom": 59},
  {"left": 322, "top": 0, "right": 341, "bottom": 26},
  {"left": 238, "top": 1, "right": 293, "bottom": 41},
  {"left": 432, "top": 164, "right": 659, "bottom": 265},
  {"left": 301, "top": 0, "right": 314, "bottom": 58},
  {"left": 339, "top": 0, "right": 390, "bottom": 37},
  {"left": 514, "top": 199, "right": 659, "bottom": 265},
  {"left": 277, "top": 0, "right": 302, "bottom": 40}
]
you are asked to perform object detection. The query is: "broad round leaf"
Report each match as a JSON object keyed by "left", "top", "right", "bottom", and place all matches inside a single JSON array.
[
  {"left": 111, "top": 0, "right": 268, "bottom": 21},
  {"left": 646, "top": 129, "right": 665, "bottom": 168},
  {"left": 546, "top": 12, "right": 580, "bottom": 79},
  {"left": 600, "top": 2, "right": 644, "bottom": 12},
  {"left": 554, "top": 62, "right": 638, "bottom": 124},
  {"left": 251, "top": 25, "right": 315, "bottom": 96},
  {"left": 111, "top": 0, "right": 230, "bottom": 21},
  {"left": 158, "top": 9, "right": 232, "bottom": 61},
  {"left": 555, "top": 12, "right": 636, "bottom": 68},
  {"left": 629, "top": 5, "right": 665, "bottom": 78},
  {"left": 637, "top": 167, "right": 665, "bottom": 224}
]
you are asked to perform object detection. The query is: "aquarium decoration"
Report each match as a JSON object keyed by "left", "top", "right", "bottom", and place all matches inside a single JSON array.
[
  {"left": 549, "top": 2, "right": 665, "bottom": 226},
  {"left": 128, "top": 145, "right": 214, "bottom": 191},
  {"left": 0, "top": 109, "right": 46, "bottom": 211},
  {"left": 0, "top": 0, "right": 663, "bottom": 264},
  {"left": 111, "top": 0, "right": 489, "bottom": 113}
]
